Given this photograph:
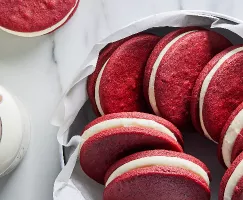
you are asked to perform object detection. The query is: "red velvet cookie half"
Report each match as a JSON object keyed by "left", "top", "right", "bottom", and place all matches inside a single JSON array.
[
  {"left": 219, "top": 152, "right": 243, "bottom": 200},
  {"left": 218, "top": 102, "right": 243, "bottom": 168},
  {"left": 89, "top": 34, "right": 160, "bottom": 116},
  {"left": 191, "top": 45, "right": 243, "bottom": 143},
  {"left": 79, "top": 112, "right": 183, "bottom": 184},
  {"left": 104, "top": 150, "right": 211, "bottom": 200},
  {"left": 0, "top": 0, "right": 80, "bottom": 37},
  {"left": 87, "top": 35, "right": 135, "bottom": 115},
  {"left": 144, "top": 27, "right": 231, "bottom": 128}
]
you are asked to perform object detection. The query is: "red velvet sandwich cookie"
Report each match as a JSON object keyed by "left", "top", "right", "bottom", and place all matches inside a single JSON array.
[
  {"left": 104, "top": 150, "right": 211, "bottom": 200},
  {"left": 219, "top": 152, "right": 243, "bottom": 200},
  {"left": 89, "top": 34, "right": 160, "bottom": 116},
  {"left": 88, "top": 36, "right": 134, "bottom": 115},
  {"left": 0, "top": 0, "right": 79, "bottom": 37},
  {"left": 191, "top": 45, "right": 243, "bottom": 143},
  {"left": 144, "top": 27, "right": 231, "bottom": 128},
  {"left": 218, "top": 102, "right": 243, "bottom": 168},
  {"left": 79, "top": 112, "right": 183, "bottom": 184}
]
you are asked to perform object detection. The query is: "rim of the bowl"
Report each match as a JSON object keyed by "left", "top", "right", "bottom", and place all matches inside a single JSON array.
[
  {"left": 60, "top": 10, "right": 243, "bottom": 168},
  {"left": 185, "top": 10, "right": 243, "bottom": 24}
]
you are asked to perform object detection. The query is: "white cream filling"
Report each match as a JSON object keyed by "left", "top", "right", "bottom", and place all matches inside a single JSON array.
[
  {"left": 224, "top": 159, "right": 243, "bottom": 200},
  {"left": 222, "top": 109, "right": 243, "bottom": 168},
  {"left": 148, "top": 30, "right": 197, "bottom": 115},
  {"left": 81, "top": 118, "right": 177, "bottom": 142},
  {"left": 199, "top": 47, "right": 243, "bottom": 143},
  {"left": 0, "top": 0, "right": 79, "bottom": 37},
  {"left": 105, "top": 156, "right": 209, "bottom": 187},
  {"left": 95, "top": 59, "right": 109, "bottom": 115}
]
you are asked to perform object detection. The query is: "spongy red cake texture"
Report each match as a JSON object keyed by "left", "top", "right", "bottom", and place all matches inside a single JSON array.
[
  {"left": 98, "top": 34, "right": 160, "bottom": 114},
  {"left": 104, "top": 166, "right": 210, "bottom": 200},
  {"left": 81, "top": 112, "right": 183, "bottom": 146},
  {"left": 80, "top": 127, "right": 183, "bottom": 184},
  {"left": 203, "top": 54, "right": 243, "bottom": 142},
  {"left": 191, "top": 47, "right": 236, "bottom": 135},
  {"left": 191, "top": 45, "right": 243, "bottom": 142},
  {"left": 87, "top": 37, "right": 133, "bottom": 115},
  {"left": 144, "top": 27, "right": 231, "bottom": 129},
  {"left": 199, "top": 46, "right": 243, "bottom": 142},
  {"left": 104, "top": 150, "right": 210, "bottom": 183},
  {"left": 0, "top": 0, "right": 78, "bottom": 32},
  {"left": 144, "top": 27, "right": 203, "bottom": 113},
  {"left": 218, "top": 102, "right": 243, "bottom": 167},
  {"left": 219, "top": 152, "right": 243, "bottom": 200}
]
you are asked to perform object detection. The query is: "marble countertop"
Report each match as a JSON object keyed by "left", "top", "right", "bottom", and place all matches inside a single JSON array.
[{"left": 0, "top": 1, "right": 243, "bottom": 200}]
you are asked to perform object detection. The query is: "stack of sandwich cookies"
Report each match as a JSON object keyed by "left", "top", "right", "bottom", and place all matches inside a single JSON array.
[
  {"left": 0, "top": 0, "right": 80, "bottom": 37},
  {"left": 84, "top": 27, "right": 243, "bottom": 198},
  {"left": 191, "top": 45, "right": 243, "bottom": 143},
  {"left": 88, "top": 34, "right": 160, "bottom": 116},
  {"left": 219, "top": 152, "right": 243, "bottom": 200},
  {"left": 218, "top": 102, "right": 243, "bottom": 168},
  {"left": 104, "top": 150, "right": 211, "bottom": 200},
  {"left": 79, "top": 112, "right": 183, "bottom": 184},
  {"left": 143, "top": 27, "right": 231, "bottom": 128}
]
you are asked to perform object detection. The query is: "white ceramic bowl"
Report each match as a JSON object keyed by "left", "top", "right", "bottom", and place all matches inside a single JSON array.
[{"left": 0, "top": 86, "right": 31, "bottom": 177}]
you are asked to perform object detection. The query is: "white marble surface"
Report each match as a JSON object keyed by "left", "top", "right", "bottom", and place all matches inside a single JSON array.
[
  {"left": 0, "top": 32, "right": 61, "bottom": 199},
  {"left": 1, "top": 1, "right": 243, "bottom": 200},
  {"left": 54, "top": 0, "right": 243, "bottom": 93}
]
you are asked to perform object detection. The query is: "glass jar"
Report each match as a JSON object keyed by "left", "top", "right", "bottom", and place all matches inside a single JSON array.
[{"left": 0, "top": 86, "right": 31, "bottom": 177}]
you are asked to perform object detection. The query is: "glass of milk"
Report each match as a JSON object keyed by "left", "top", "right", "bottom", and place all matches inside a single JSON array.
[{"left": 0, "top": 86, "right": 31, "bottom": 177}]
